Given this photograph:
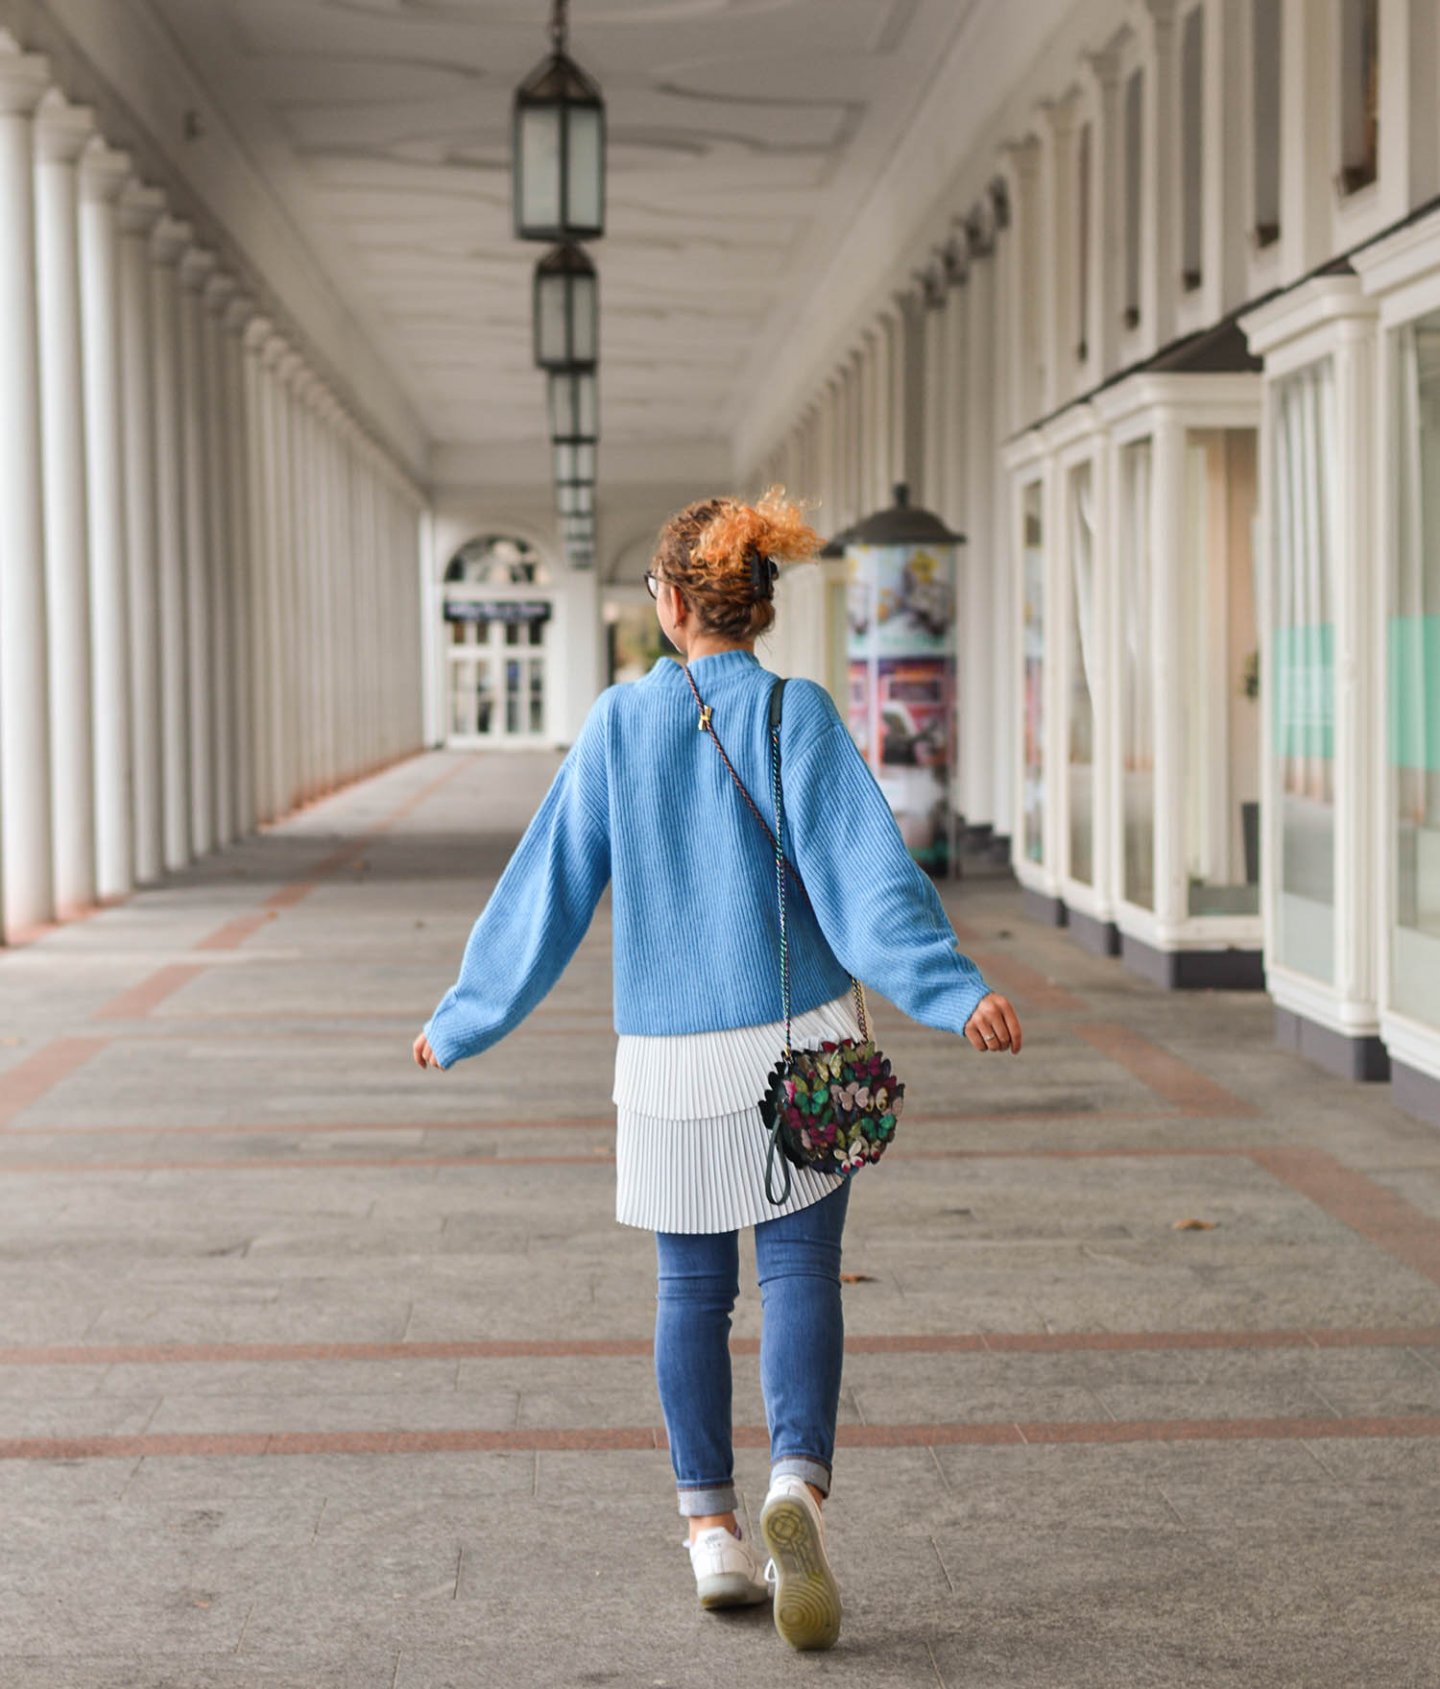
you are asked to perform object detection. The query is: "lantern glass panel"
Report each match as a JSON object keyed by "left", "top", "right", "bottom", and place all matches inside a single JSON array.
[
  {"left": 566, "top": 106, "right": 604, "bottom": 230},
  {"left": 549, "top": 369, "right": 598, "bottom": 441},
  {"left": 555, "top": 441, "right": 596, "bottom": 483},
  {"left": 518, "top": 105, "right": 561, "bottom": 234},
  {"left": 536, "top": 274, "right": 568, "bottom": 366},
  {"left": 559, "top": 484, "right": 594, "bottom": 517}
]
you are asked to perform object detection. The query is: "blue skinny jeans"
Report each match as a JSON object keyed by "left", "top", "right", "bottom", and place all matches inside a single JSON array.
[{"left": 654, "top": 1179, "right": 851, "bottom": 1517}]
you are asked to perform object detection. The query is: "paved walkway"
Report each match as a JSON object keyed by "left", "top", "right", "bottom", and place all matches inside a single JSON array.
[{"left": 2, "top": 748, "right": 1439, "bottom": 1687}]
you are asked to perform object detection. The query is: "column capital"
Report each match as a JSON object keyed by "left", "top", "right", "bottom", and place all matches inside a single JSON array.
[
  {"left": 937, "top": 237, "right": 968, "bottom": 288},
  {"left": 261, "top": 330, "right": 291, "bottom": 369},
  {"left": 151, "top": 215, "right": 192, "bottom": 267},
  {"left": 1039, "top": 86, "right": 1082, "bottom": 139},
  {"left": 117, "top": 182, "right": 165, "bottom": 239},
  {"left": 277, "top": 348, "right": 305, "bottom": 384},
  {"left": 243, "top": 313, "right": 274, "bottom": 353},
  {"left": 960, "top": 199, "right": 994, "bottom": 262},
  {"left": 1083, "top": 23, "right": 1132, "bottom": 90},
  {"left": 0, "top": 48, "right": 50, "bottom": 117},
  {"left": 179, "top": 246, "right": 217, "bottom": 293},
  {"left": 223, "top": 292, "right": 256, "bottom": 336},
  {"left": 33, "top": 92, "right": 95, "bottom": 164},
  {"left": 78, "top": 138, "right": 131, "bottom": 204},
  {"left": 203, "top": 271, "right": 237, "bottom": 316}
]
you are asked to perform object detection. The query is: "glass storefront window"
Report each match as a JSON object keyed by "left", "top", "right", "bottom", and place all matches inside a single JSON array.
[
  {"left": 1182, "top": 429, "right": 1261, "bottom": 915},
  {"left": 1392, "top": 313, "right": 1440, "bottom": 1025},
  {"left": 1119, "top": 440, "right": 1154, "bottom": 908},
  {"left": 1021, "top": 481, "right": 1046, "bottom": 865},
  {"left": 1067, "top": 462, "right": 1097, "bottom": 885},
  {"left": 1272, "top": 359, "right": 1339, "bottom": 981}
]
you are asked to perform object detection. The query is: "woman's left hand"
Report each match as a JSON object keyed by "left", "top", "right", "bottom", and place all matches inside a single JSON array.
[
  {"left": 963, "top": 993, "right": 1023, "bottom": 1054},
  {"left": 413, "top": 1031, "right": 442, "bottom": 1069}
]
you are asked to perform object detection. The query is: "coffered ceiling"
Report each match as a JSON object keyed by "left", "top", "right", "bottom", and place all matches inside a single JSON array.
[{"left": 139, "top": 0, "right": 984, "bottom": 460}]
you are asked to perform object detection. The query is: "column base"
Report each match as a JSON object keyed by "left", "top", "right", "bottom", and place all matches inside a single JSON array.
[
  {"left": 1274, "top": 1007, "right": 1391, "bottom": 1083},
  {"left": 1021, "top": 886, "right": 1067, "bottom": 927},
  {"left": 1392, "top": 1061, "right": 1440, "bottom": 1126},
  {"left": 1066, "top": 906, "right": 1121, "bottom": 958},
  {"left": 1120, "top": 932, "right": 1265, "bottom": 991}
]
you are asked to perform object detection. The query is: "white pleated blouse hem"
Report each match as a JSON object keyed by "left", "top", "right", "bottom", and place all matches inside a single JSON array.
[{"left": 612, "top": 988, "right": 866, "bottom": 1234}]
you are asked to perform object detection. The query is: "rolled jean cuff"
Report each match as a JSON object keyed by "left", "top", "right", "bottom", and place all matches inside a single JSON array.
[
  {"left": 676, "top": 1480, "right": 738, "bottom": 1517},
  {"left": 771, "top": 1455, "right": 832, "bottom": 1497}
]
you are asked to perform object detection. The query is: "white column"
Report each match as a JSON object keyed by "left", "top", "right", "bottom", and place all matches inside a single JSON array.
[
  {"left": 258, "top": 330, "right": 289, "bottom": 820},
  {"left": 202, "top": 271, "right": 236, "bottom": 844},
  {"left": 223, "top": 295, "right": 255, "bottom": 836},
  {"left": 117, "top": 181, "right": 165, "bottom": 885},
  {"left": 940, "top": 251, "right": 969, "bottom": 534},
  {"left": 962, "top": 214, "right": 996, "bottom": 833},
  {"left": 1150, "top": 412, "right": 1185, "bottom": 930},
  {"left": 1142, "top": 0, "right": 1179, "bottom": 352},
  {"left": 315, "top": 392, "right": 341, "bottom": 795},
  {"left": 78, "top": 138, "right": 133, "bottom": 901},
  {"left": 150, "top": 217, "right": 191, "bottom": 869},
  {"left": 241, "top": 316, "right": 273, "bottom": 824},
  {"left": 178, "top": 245, "right": 216, "bottom": 853},
  {"left": 1085, "top": 36, "right": 1125, "bottom": 381},
  {"left": 34, "top": 94, "right": 96, "bottom": 918},
  {"left": 988, "top": 183, "right": 1016, "bottom": 847},
  {"left": 0, "top": 48, "right": 55, "bottom": 937}
]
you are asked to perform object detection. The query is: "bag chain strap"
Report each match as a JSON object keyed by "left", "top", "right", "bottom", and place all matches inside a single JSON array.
[{"left": 680, "top": 663, "right": 869, "bottom": 1060}]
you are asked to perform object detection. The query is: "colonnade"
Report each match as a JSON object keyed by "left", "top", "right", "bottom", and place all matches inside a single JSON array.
[
  {"left": 0, "top": 43, "right": 426, "bottom": 944},
  {"left": 754, "top": 189, "right": 1018, "bottom": 855}
]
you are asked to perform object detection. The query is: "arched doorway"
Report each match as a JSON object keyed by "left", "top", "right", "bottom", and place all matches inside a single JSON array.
[{"left": 441, "top": 535, "right": 553, "bottom": 746}]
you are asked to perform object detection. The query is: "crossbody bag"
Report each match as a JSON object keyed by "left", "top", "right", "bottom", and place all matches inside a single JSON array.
[{"left": 680, "top": 663, "right": 905, "bottom": 1205}]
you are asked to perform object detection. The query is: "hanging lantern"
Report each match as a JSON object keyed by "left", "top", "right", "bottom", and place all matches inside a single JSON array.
[
  {"left": 554, "top": 440, "right": 596, "bottom": 484},
  {"left": 557, "top": 482, "right": 594, "bottom": 517},
  {"left": 561, "top": 511, "right": 595, "bottom": 543},
  {"left": 534, "top": 242, "right": 598, "bottom": 370},
  {"left": 549, "top": 368, "right": 598, "bottom": 442},
  {"left": 565, "top": 542, "right": 595, "bottom": 571},
  {"left": 512, "top": 0, "right": 605, "bottom": 243}
]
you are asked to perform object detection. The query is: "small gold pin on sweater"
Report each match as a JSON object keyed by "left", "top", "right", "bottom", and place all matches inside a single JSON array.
[{"left": 697, "top": 704, "right": 712, "bottom": 732}]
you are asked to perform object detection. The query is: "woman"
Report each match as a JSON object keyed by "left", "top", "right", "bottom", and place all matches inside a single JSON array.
[{"left": 413, "top": 488, "right": 1022, "bottom": 1653}]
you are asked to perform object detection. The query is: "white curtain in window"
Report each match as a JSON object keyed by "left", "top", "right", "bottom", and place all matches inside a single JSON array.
[
  {"left": 1122, "top": 443, "right": 1153, "bottom": 770},
  {"left": 1274, "top": 359, "right": 1338, "bottom": 801},
  {"left": 1070, "top": 463, "right": 1097, "bottom": 706}
]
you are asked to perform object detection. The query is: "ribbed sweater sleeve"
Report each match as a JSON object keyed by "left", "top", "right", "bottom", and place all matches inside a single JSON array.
[
  {"left": 784, "top": 718, "right": 992, "bottom": 1038},
  {"left": 423, "top": 695, "right": 612, "bottom": 1068}
]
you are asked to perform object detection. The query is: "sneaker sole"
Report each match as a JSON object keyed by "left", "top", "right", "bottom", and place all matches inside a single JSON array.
[
  {"left": 696, "top": 1570, "right": 769, "bottom": 1610},
  {"left": 760, "top": 1493, "right": 842, "bottom": 1651}
]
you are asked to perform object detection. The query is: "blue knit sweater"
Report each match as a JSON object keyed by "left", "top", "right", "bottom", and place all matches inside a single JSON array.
[{"left": 423, "top": 647, "right": 993, "bottom": 1068}]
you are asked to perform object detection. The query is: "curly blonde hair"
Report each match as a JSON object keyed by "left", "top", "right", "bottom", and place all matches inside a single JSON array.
[{"left": 650, "top": 484, "right": 821, "bottom": 641}]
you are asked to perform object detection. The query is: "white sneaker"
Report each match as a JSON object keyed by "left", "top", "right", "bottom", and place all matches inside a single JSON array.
[
  {"left": 759, "top": 1476, "right": 842, "bottom": 1651},
  {"left": 684, "top": 1524, "right": 771, "bottom": 1609}
]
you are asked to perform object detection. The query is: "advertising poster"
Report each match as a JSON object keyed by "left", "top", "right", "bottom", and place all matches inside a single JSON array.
[
  {"left": 844, "top": 543, "right": 957, "bottom": 874},
  {"left": 847, "top": 660, "right": 872, "bottom": 762}
]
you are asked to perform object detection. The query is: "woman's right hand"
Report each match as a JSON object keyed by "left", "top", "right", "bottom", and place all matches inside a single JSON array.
[
  {"left": 963, "top": 993, "right": 1022, "bottom": 1054},
  {"left": 413, "top": 1031, "right": 442, "bottom": 1069}
]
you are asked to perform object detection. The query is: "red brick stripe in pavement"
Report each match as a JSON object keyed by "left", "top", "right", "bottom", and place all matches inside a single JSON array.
[
  {"left": 3, "top": 1413, "right": 1438, "bottom": 1463},
  {"left": 1072, "top": 1021, "right": 1260, "bottom": 1116},
  {"left": 2, "top": 1326, "right": 1436, "bottom": 1367},
  {"left": 93, "top": 964, "right": 210, "bottom": 1019},
  {"left": 0, "top": 1038, "right": 110, "bottom": 1128},
  {"left": 91, "top": 753, "right": 479, "bottom": 1015},
  {"left": 965, "top": 952, "right": 1086, "bottom": 1014},
  {"left": 1250, "top": 1145, "right": 1440, "bottom": 1289}
]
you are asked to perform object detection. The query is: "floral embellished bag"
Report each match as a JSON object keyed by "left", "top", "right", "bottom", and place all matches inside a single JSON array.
[{"left": 681, "top": 665, "right": 905, "bottom": 1207}]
